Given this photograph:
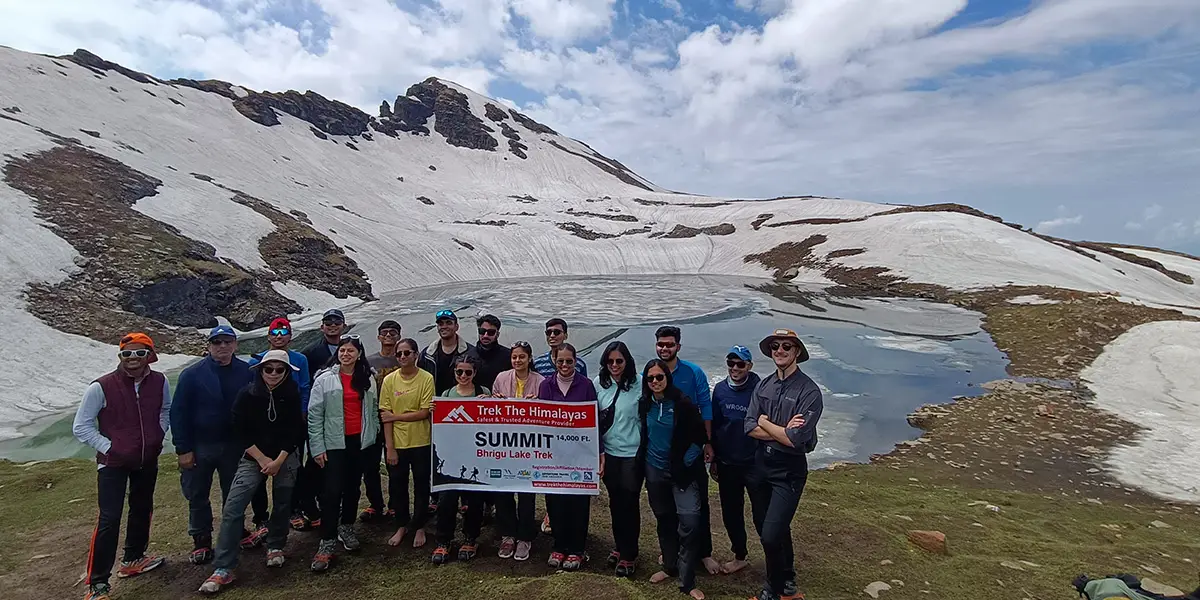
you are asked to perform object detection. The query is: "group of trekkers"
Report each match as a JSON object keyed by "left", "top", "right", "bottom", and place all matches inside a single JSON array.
[{"left": 73, "top": 308, "right": 822, "bottom": 600}]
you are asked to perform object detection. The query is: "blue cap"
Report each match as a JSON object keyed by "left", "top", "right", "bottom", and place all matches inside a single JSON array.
[
  {"left": 208, "top": 325, "right": 237, "bottom": 340},
  {"left": 727, "top": 345, "right": 752, "bottom": 361}
]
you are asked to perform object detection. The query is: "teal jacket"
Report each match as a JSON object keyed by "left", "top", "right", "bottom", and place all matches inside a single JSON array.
[{"left": 307, "top": 367, "right": 379, "bottom": 456}]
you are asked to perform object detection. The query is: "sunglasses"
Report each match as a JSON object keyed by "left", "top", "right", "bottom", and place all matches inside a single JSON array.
[
  {"left": 646, "top": 373, "right": 667, "bottom": 383},
  {"left": 378, "top": 330, "right": 400, "bottom": 338},
  {"left": 513, "top": 341, "right": 532, "bottom": 349},
  {"left": 210, "top": 339, "right": 236, "bottom": 346},
  {"left": 727, "top": 360, "right": 747, "bottom": 369},
  {"left": 118, "top": 349, "right": 151, "bottom": 358},
  {"left": 478, "top": 328, "right": 499, "bottom": 336},
  {"left": 268, "top": 328, "right": 290, "bottom": 336},
  {"left": 770, "top": 342, "right": 797, "bottom": 352},
  {"left": 545, "top": 328, "right": 565, "bottom": 337},
  {"left": 435, "top": 310, "right": 456, "bottom": 319},
  {"left": 322, "top": 319, "right": 344, "bottom": 326},
  {"left": 397, "top": 349, "right": 415, "bottom": 357},
  {"left": 262, "top": 365, "right": 288, "bottom": 375},
  {"left": 454, "top": 369, "right": 474, "bottom": 377},
  {"left": 656, "top": 341, "right": 677, "bottom": 348},
  {"left": 555, "top": 358, "right": 575, "bottom": 366},
  {"left": 605, "top": 357, "right": 625, "bottom": 365},
  {"left": 340, "top": 334, "right": 360, "bottom": 341}
]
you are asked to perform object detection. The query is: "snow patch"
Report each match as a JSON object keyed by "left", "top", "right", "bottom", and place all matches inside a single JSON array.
[
  {"left": 134, "top": 184, "right": 274, "bottom": 270},
  {"left": 230, "top": 85, "right": 249, "bottom": 98},
  {"left": 272, "top": 281, "right": 363, "bottom": 315},
  {"left": 861, "top": 335, "right": 955, "bottom": 355}
]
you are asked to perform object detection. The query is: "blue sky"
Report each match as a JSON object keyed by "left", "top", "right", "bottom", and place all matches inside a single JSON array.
[{"left": 2, "top": 0, "right": 1198, "bottom": 252}]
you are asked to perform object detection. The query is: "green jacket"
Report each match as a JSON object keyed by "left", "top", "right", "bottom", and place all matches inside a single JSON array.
[{"left": 308, "top": 367, "right": 379, "bottom": 456}]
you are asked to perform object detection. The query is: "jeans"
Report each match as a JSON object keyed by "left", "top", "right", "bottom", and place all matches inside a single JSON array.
[
  {"left": 387, "top": 445, "right": 432, "bottom": 528},
  {"left": 602, "top": 455, "right": 643, "bottom": 560},
  {"left": 213, "top": 455, "right": 300, "bottom": 569},
  {"left": 748, "top": 447, "right": 808, "bottom": 596},
  {"left": 645, "top": 465, "right": 703, "bottom": 593},
  {"left": 87, "top": 465, "right": 158, "bottom": 585},
  {"left": 545, "top": 493, "right": 590, "bottom": 555},
  {"left": 435, "top": 490, "right": 483, "bottom": 544},
  {"left": 179, "top": 442, "right": 241, "bottom": 539},
  {"left": 495, "top": 492, "right": 537, "bottom": 542},
  {"left": 361, "top": 436, "right": 385, "bottom": 511},
  {"left": 320, "top": 434, "right": 367, "bottom": 540},
  {"left": 716, "top": 461, "right": 753, "bottom": 560}
]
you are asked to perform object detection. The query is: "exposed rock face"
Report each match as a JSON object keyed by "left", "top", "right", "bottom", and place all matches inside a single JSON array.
[
  {"left": 546, "top": 139, "right": 651, "bottom": 191},
  {"left": 405, "top": 78, "right": 497, "bottom": 151},
  {"left": 170, "top": 78, "right": 237, "bottom": 100},
  {"left": 374, "top": 94, "right": 433, "bottom": 136},
  {"left": 653, "top": 223, "right": 736, "bottom": 238},
  {"left": 379, "top": 100, "right": 392, "bottom": 118},
  {"left": 234, "top": 90, "right": 371, "bottom": 136},
  {"left": 484, "top": 103, "right": 507, "bottom": 122},
  {"left": 61, "top": 49, "right": 156, "bottom": 84},
  {"left": 509, "top": 109, "right": 557, "bottom": 135}
]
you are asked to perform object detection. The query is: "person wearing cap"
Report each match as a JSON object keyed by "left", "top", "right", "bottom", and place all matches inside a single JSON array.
[
  {"left": 303, "top": 309, "right": 347, "bottom": 381},
  {"left": 245, "top": 317, "right": 311, "bottom": 545},
  {"left": 743, "top": 329, "right": 822, "bottom": 600},
  {"left": 171, "top": 325, "right": 253, "bottom": 565},
  {"left": 198, "top": 350, "right": 306, "bottom": 594},
  {"left": 653, "top": 325, "right": 719, "bottom": 575},
  {"left": 533, "top": 318, "right": 588, "bottom": 378},
  {"left": 73, "top": 332, "right": 172, "bottom": 600},
  {"left": 419, "top": 309, "right": 475, "bottom": 396},
  {"left": 710, "top": 345, "right": 761, "bottom": 575},
  {"left": 472, "top": 314, "right": 510, "bottom": 389}
]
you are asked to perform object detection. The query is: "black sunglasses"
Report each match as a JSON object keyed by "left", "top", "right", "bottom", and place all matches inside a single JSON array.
[
  {"left": 378, "top": 329, "right": 400, "bottom": 338},
  {"left": 727, "top": 360, "right": 747, "bottom": 369},
  {"left": 770, "top": 342, "right": 796, "bottom": 352},
  {"left": 478, "top": 327, "right": 499, "bottom": 336},
  {"left": 646, "top": 373, "right": 666, "bottom": 383},
  {"left": 545, "top": 328, "right": 565, "bottom": 336},
  {"left": 322, "top": 319, "right": 344, "bottom": 326},
  {"left": 397, "top": 349, "right": 415, "bottom": 357},
  {"left": 604, "top": 357, "right": 625, "bottom": 365},
  {"left": 555, "top": 358, "right": 575, "bottom": 366},
  {"left": 262, "top": 365, "right": 288, "bottom": 375},
  {"left": 512, "top": 340, "right": 532, "bottom": 349},
  {"left": 454, "top": 369, "right": 474, "bottom": 376},
  {"left": 656, "top": 341, "right": 677, "bottom": 348}
]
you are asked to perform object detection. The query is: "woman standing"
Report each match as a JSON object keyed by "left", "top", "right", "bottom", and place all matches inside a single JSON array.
[
  {"left": 640, "top": 359, "right": 709, "bottom": 600},
  {"left": 307, "top": 336, "right": 379, "bottom": 573},
  {"left": 537, "top": 343, "right": 600, "bottom": 572},
  {"left": 379, "top": 338, "right": 435, "bottom": 549},
  {"left": 431, "top": 355, "right": 490, "bottom": 564},
  {"left": 198, "top": 350, "right": 306, "bottom": 594},
  {"left": 594, "top": 341, "right": 642, "bottom": 577},
  {"left": 490, "top": 341, "right": 545, "bottom": 561}
]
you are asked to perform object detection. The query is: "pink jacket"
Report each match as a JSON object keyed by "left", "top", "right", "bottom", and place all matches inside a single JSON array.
[{"left": 492, "top": 369, "right": 545, "bottom": 399}]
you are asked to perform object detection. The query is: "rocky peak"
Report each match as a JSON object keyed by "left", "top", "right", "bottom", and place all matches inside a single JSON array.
[
  {"left": 61, "top": 49, "right": 157, "bottom": 84},
  {"left": 402, "top": 77, "right": 498, "bottom": 151},
  {"left": 234, "top": 90, "right": 371, "bottom": 136}
]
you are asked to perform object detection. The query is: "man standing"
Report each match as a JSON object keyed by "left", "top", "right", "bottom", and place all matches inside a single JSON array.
[
  {"left": 472, "top": 314, "right": 509, "bottom": 389},
  {"left": 419, "top": 310, "right": 475, "bottom": 395},
  {"left": 360, "top": 320, "right": 405, "bottom": 523},
  {"left": 304, "top": 309, "right": 347, "bottom": 379},
  {"left": 710, "top": 345, "right": 761, "bottom": 575},
  {"left": 532, "top": 318, "right": 587, "bottom": 378},
  {"left": 73, "top": 333, "right": 171, "bottom": 600},
  {"left": 293, "top": 308, "right": 346, "bottom": 530},
  {"left": 171, "top": 325, "right": 253, "bottom": 565},
  {"left": 744, "top": 329, "right": 822, "bottom": 600},
  {"left": 654, "top": 325, "right": 718, "bottom": 574}
]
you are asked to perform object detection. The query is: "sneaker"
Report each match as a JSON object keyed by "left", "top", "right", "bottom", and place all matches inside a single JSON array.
[
  {"left": 498, "top": 536, "right": 516, "bottom": 559},
  {"left": 290, "top": 514, "right": 313, "bottom": 531},
  {"left": 782, "top": 580, "right": 804, "bottom": 600},
  {"left": 540, "top": 514, "right": 552, "bottom": 534},
  {"left": 117, "top": 554, "right": 164, "bottom": 578},
  {"left": 311, "top": 539, "right": 336, "bottom": 572},
  {"left": 383, "top": 508, "right": 396, "bottom": 520},
  {"left": 198, "top": 569, "right": 234, "bottom": 594},
  {"left": 359, "top": 507, "right": 381, "bottom": 523},
  {"left": 310, "top": 518, "right": 322, "bottom": 529},
  {"left": 431, "top": 544, "right": 450, "bottom": 565},
  {"left": 337, "top": 524, "right": 361, "bottom": 552},
  {"left": 266, "top": 549, "right": 286, "bottom": 568},
  {"left": 190, "top": 535, "right": 214, "bottom": 565},
  {"left": 750, "top": 590, "right": 781, "bottom": 600},
  {"left": 606, "top": 550, "right": 621, "bottom": 568},
  {"left": 83, "top": 583, "right": 112, "bottom": 600},
  {"left": 616, "top": 559, "right": 636, "bottom": 578},
  {"left": 240, "top": 525, "right": 268, "bottom": 550},
  {"left": 514, "top": 540, "right": 532, "bottom": 562},
  {"left": 562, "top": 553, "right": 586, "bottom": 571},
  {"left": 428, "top": 500, "right": 439, "bottom": 514},
  {"left": 458, "top": 540, "right": 478, "bottom": 561},
  {"left": 547, "top": 551, "right": 564, "bottom": 569}
]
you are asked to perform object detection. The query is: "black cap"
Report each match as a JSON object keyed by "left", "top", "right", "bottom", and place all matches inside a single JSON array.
[
  {"left": 378, "top": 320, "right": 402, "bottom": 333},
  {"left": 322, "top": 309, "right": 345, "bottom": 321}
]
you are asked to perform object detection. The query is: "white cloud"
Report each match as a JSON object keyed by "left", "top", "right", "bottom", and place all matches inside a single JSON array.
[
  {"left": 510, "top": 0, "right": 616, "bottom": 43},
  {"left": 1036, "top": 215, "right": 1084, "bottom": 234},
  {"left": 1143, "top": 204, "right": 1164, "bottom": 221},
  {"left": 656, "top": 0, "right": 683, "bottom": 16},
  {"left": 734, "top": 0, "right": 790, "bottom": 16}
]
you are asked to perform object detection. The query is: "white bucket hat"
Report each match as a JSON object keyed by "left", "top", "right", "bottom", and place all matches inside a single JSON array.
[{"left": 253, "top": 349, "right": 300, "bottom": 371}]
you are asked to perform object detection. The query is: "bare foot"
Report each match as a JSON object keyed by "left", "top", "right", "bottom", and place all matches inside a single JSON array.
[
  {"left": 721, "top": 559, "right": 750, "bottom": 574},
  {"left": 412, "top": 529, "right": 427, "bottom": 548},
  {"left": 649, "top": 571, "right": 670, "bottom": 584},
  {"left": 689, "top": 590, "right": 705, "bottom": 600},
  {"left": 387, "top": 527, "right": 407, "bottom": 547},
  {"left": 702, "top": 556, "right": 721, "bottom": 575}
]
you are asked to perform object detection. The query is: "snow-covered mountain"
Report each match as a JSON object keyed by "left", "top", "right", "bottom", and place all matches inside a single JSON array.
[{"left": 1, "top": 46, "right": 1199, "bottom": 439}]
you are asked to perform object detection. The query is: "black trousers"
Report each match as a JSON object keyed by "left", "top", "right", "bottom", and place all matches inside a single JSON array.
[
  {"left": 293, "top": 443, "right": 322, "bottom": 518},
  {"left": 436, "top": 490, "right": 483, "bottom": 544},
  {"left": 387, "top": 445, "right": 432, "bottom": 528},
  {"left": 545, "top": 493, "right": 590, "bottom": 555},
  {"left": 87, "top": 465, "right": 158, "bottom": 585},
  {"left": 748, "top": 447, "right": 808, "bottom": 596},
  {"left": 716, "top": 461, "right": 753, "bottom": 560},
  {"left": 319, "top": 434, "right": 367, "bottom": 540},
  {"left": 361, "top": 435, "right": 386, "bottom": 511},
  {"left": 251, "top": 480, "right": 269, "bottom": 525},
  {"left": 495, "top": 492, "right": 537, "bottom": 542},
  {"left": 602, "top": 455, "right": 643, "bottom": 560}
]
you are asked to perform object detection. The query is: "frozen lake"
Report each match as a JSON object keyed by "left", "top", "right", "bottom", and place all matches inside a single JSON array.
[{"left": 0, "top": 276, "right": 1008, "bottom": 467}]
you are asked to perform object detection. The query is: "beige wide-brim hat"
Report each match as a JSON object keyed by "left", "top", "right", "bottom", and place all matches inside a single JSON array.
[
  {"left": 759, "top": 328, "right": 810, "bottom": 363},
  {"left": 252, "top": 349, "right": 300, "bottom": 371}
]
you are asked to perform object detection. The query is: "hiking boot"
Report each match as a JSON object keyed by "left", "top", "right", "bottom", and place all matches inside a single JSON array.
[
  {"left": 514, "top": 540, "right": 532, "bottom": 562},
  {"left": 290, "top": 514, "right": 313, "bottom": 531},
  {"left": 547, "top": 551, "right": 564, "bottom": 569},
  {"left": 750, "top": 589, "right": 781, "bottom": 600},
  {"left": 117, "top": 554, "right": 164, "bottom": 578},
  {"left": 606, "top": 550, "right": 621, "bottom": 568},
  {"left": 310, "top": 539, "right": 336, "bottom": 572},
  {"left": 562, "top": 553, "right": 587, "bottom": 571},
  {"left": 240, "top": 525, "right": 268, "bottom": 549},
  {"left": 359, "top": 507, "right": 382, "bottom": 523},
  {"left": 83, "top": 583, "right": 112, "bottom": 600},
  {"left": 198, "top": 568, "right": 234, "bottom": 594},
  {"left": 266, "top": 549, "right": 286, "bottom": 568},
  {"left": 498, "top": 536, "right": 516, "bottom": 559},
  {"left": 458, "top": 539, "right": 478, "bottom": 561},
  {"left": 540, "top": 514, "right": 552, "bottom": 534},
  {"left": 310, "top": 518, "right": 322, "bottom": 529},
  {"left": 190, "top": 535, "right": 214, "bottom": 565},
  {"left": 782, "top": 580, "right": 804, "bottom": 600},
  {"left": 383, "top": 508, "right": 396, "bottom": 520},
  {"left": 337, "top": 524, "right": 361, "bottom": 552},
  {"left": 431, "top": 544, "right": 450, "bottom": 565},
  {"left": 616, "top": 559, "right": 636, "bottom": 578}
]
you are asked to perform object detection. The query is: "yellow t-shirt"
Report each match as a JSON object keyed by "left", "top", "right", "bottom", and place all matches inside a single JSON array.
[
  {"left": 379, "top": 369, "right": 434, "bottom": 449},
  {"left": 515, "top": 377, "right": 525, "bottom": 399}
]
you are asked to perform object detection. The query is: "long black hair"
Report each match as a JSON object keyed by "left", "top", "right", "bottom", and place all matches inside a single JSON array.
[
  {"left": 326, "top": 336, "right": 372, "bottom": 396},
  {"left": 598, "top": 341, "right": 637, "bottom": 392},
  {"left": 641, "top": 358, "right": 685, "bottom": 403}
]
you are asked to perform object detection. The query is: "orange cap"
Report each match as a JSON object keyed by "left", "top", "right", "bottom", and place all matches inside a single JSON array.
[{"left": 119, "top": 332, "right": 158, "bottom": 363}]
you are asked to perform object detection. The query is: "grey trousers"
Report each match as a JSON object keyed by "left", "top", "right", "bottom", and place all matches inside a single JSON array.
[{"left": 213, "top": 454, "right": 300, "bottom": 570}]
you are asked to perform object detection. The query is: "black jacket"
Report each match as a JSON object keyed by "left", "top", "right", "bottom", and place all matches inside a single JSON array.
[
  {"left": 303, "top": 340, "right": 336, "bottom": 380},
  {"left": 472, "top": 343, "right": 511, "bottom": 389},
  {"left": 637, "top": 393, "right": 709, "bottom": 488},
  {"left": 232, "top": 377, "right": 306, "bottom": 461}
]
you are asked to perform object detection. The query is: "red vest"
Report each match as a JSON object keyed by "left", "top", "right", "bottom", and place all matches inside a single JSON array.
[{"left": 95, "top": 369, "right": 166, "bottom": 469}]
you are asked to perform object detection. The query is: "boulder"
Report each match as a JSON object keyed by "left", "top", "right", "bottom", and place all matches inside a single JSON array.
[{"left": 906, "top": 530, "right": 947, "bottom": 555}]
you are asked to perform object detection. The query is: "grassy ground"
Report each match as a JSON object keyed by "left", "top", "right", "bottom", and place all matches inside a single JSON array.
[{"left": 2, "top": 291, "right": 1198, "bottom": 600}]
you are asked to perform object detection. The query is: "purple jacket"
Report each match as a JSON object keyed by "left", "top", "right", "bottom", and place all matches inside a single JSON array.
[{"left": 537, "top": 375, "right": 603, "bottom": 453}]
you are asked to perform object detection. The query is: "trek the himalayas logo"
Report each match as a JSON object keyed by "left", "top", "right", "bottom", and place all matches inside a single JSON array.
[{"left": 442, "top": 405, "right": 474, "bottom": 423}]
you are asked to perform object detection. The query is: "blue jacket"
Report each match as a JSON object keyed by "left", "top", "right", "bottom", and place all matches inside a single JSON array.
[
  {"left": 170, "top": 355, "right": 253, "bottom": 455},
  {"left": 672, "top": 359, "right": 712, "bottom": 422},
  {"left": 711, "top": 372, "right": 761, "bottom": 466},
  {"left": 248, "top": 349, "right": 312, "bottom": 412}
]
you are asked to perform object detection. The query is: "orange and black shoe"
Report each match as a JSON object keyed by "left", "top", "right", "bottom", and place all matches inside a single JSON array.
[
  {"left": 240, "top": 525, "right": 268, "bottom": 549},
  {"left": 431, "top": 544, "right": 451, "bottom": 565},
  {"left": 458, "top": 539, "right": 478, "bottom": 561},
  {"left": 310, "top": 539, "right": 336, "bottom": 572},
  {"left": 615, "top": 559, "right": 636, "bottom": 578},
  {"left": 83, "top": 583, "right": 112, "bottom": 600},
  {"left": 606, "top": 550, "right": 621, "bottom": 568},
  {"left": 782, "top": 580, "right": 805, "bottom": 600},
  {"left": 290, "top": 514, "right": 313, "bottom": 531},
  {"left": 117, "top": 554, "right": 165, "bottom": 578},
  {"left": 358, "top": 507, "right": 381, "bottom": 523}
]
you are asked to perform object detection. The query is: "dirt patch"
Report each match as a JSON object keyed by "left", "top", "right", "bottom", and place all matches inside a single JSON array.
[
  {"left": 289, "top": 209, "right": 312, "bottom": 224},
  {"left": 827, "top": 248, "right": 866, "bottom": 259},
  {"left": 751, "top": 213, "right": 773, "bottom": 230},
  {"left": 168, "top": 97, "right": 184, "bottom": 107},
  {"left": 564, "top": 209, "right": 638, "bottom": 223},
  {"left": 453, "top": 238, "right": 476, "bottom": 251},
  {"left": 545, "top": 140, "right": 652, "bottom": 192},
  {"left": 744, "top": 235, "right": 950, "bottom": 299},
  {"left": 556, "top": 222, "right": 650, "bottom": 240},
  {"left": 684, "top": 201, "right": 731, "bottom": 208},
  {"left": 2, "top": 106, "right": 20, "bottom": 114},
  {"left": 651, "top": 223, "right": 736, "bottom": 238},
  {"left": 1071, "top": 242, "right": 1193, "bottom": 284},
  {"left": 766, "top": 217, "right": 859, "bottom": 227},
  {"left": 633, "top": 197, "right": 668, "bottom": 206},
  {"left": 453, "top": 220, "right": 511, "bottom": 227},
  {"left": 510, "top": 195, "right": 539, "bottom": 203},
  {"left": 769, "top": 203, "right": 1007, "bottom": 229},
  {"left": 345, "top": 142, "right": 359, "bottom": 151}
]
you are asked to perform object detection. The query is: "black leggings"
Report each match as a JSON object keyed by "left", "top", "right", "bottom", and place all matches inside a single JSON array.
[
  {"left": 387, "top": 445, "right": 432, "bottom": 529},
  {"left": 319, "top": 434, "right": 367, "bottom": 540}
]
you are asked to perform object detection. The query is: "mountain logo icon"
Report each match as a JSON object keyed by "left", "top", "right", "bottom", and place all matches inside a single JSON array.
[{"left": 443, "top": 405, "right": 474, "bottom": 423}]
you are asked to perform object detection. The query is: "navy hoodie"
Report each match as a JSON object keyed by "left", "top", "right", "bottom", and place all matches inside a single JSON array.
[
  {"left": 170, "top": 355, "right": 253, "bottom": 455},
  {"left": 712, "top": 372, "right": 761, "bottom": 467}
]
